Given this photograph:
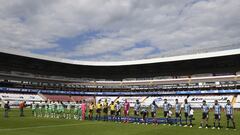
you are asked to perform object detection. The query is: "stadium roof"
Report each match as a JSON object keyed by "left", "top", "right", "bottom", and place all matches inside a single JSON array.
[
  {"left": 0, "top": 48, "right": 240, "bottom": 81},
  {"left": 0, "top": 48, "right": 240, "bottom": 66}
]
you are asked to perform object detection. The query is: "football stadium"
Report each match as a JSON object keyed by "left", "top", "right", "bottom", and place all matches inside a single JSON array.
[
  {"left": 1, "top": 1, "right": 240, "bottom": 135},
  {"left": 0, "top": 48, "right": 240, "bottom": 135}
]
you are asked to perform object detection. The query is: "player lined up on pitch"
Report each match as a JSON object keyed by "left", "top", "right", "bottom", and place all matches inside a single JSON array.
[{"left": 29, "top": 98, "right": 237, "bottom": 130}]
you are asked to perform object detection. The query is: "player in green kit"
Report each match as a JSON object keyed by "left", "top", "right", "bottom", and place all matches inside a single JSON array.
[
  {"left": 31, "top": 101, "right": 37, "bottom": 117},
  {"left": 66, "top": 101, "right": 72, "bottom": 119},
  {"left": 58, "top": 101, "right": 64, "bottom": 119},
  {"left": 59, "top": 101, "right": 65, "bottom": 118},
  {"left": 48, "top": 101, "right": 52, "bottom": 118},
  {"left": 35, "top": 102, "right": 39, "bottom": 117},
  {"left": 50, "top": 101, "right": 55, "bottom": 118},
  {"left": 48, "top": 101, "right": 51, "bottom": 118},
  {"left": 44, "top": 101, "right": 49, "bottom": 118},
  {"left": 56, "top": 101, "right": 61, "bottom": 118},
  {"left": 86, "top": 103, "right": 89, "bottom": 120},
  {"left": 78, "top": 100, "right": 82, "bottom": 120},
  {"left": 74, "top": 101, "right": 79, "bottom": 120},
  {"left": 38, "top": 101, "right": 44, "bottom": 117},
  {"left": 54, "top": 101, "right": 58, "bottom": 118}
]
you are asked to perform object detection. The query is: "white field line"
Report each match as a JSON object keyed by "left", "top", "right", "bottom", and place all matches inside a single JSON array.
[{"left": 0, "top": 123, "right": 97, "bottom": 131}]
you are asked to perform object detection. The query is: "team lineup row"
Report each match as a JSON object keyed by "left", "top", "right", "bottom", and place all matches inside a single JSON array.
[{"left": 28, "top": 98, "right": 237, "bottom": 130}]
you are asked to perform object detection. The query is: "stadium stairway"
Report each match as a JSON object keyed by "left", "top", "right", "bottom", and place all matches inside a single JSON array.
[
  {"left": 232, "top": 95, "right": 237, "bottom": 106},
  {"left": 142, "top": 96, "right": 149, "bottom": 103},
  {"left": 37, "top": 93, "right": 47, "bottom": 101},
  {"left": 113, "top": 97, "right": 120, "bottom": 103},
  {"left": 71, "top": 96, "right": 76, "bottom": 102}
]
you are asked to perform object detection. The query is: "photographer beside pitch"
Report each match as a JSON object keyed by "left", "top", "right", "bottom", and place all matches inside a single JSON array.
[{"left": 4, "top": 101, "right": 10, "bottom": 118}]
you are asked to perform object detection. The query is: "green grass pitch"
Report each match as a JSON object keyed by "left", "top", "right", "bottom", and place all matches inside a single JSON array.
[{"left": 0, "top": 109, "right": 239, "bottom": 135}]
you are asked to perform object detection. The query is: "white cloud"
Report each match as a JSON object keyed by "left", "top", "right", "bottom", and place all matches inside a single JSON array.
[
  {"left": 0, "top": 0, "right": 239, "bottom": 61},
  {"left": 120, "top": 47, "right": 155, "bottom": 60}
]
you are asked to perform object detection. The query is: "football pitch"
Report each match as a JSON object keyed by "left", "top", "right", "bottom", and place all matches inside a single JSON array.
[{"left": 0, "top": 109, "right": 239, "bottom": 135}]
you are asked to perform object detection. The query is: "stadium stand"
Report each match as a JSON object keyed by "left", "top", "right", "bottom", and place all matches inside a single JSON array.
[
  {"left": 0, "top": 93, "right": 44, "bottom": 102},
  {"left": 234, "top": 95, "right": 240, "bottom": 108},
  {"left": 42, "top": 95, "right": 94, "bottom": 103},
  {"left": 43, "top": 94, "right": 72, "bottom": 102},
  {"left": 117, "top": 96, "right": 147, "bottom": 107},
  {"left": 71, "top": 96, "right": 95, "bottom": 103},
  {"left": 96, "top": 96, "right": 119, "bottom": 104},
  {"left": 0, "top": 93, "right": 44, "bottom": 107},
  {"left": 141, "top": 96, "right": 187, "bottom": 107},
  {"left": 188, "top": 95, "right": 234, "bottom": 108}
]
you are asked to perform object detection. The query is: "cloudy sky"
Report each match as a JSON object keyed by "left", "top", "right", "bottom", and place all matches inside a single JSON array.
[{"left": 0, "top": 0, "right": 240, "bottom": 61}]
